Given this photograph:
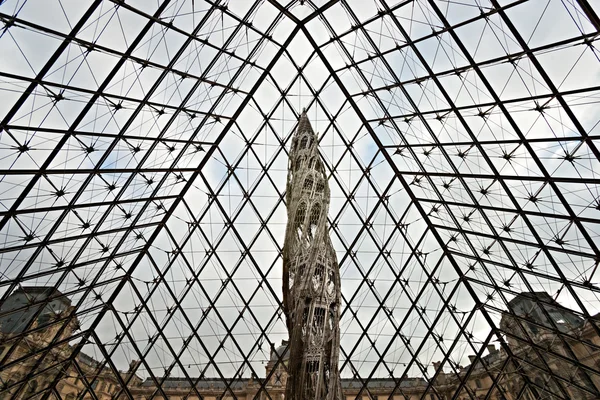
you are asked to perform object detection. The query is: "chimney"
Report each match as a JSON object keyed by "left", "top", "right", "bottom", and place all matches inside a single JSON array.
[
  {"left": 487, "top": 344, "right": 497, "bottom": 354},
  {"left": 128, "top": 360, "right": 141, "bottom": 373},
  {"left": 432, "top": 361, "right": 441, "bottom": 371},
  {"left": 468, "top": 355, "right": 477, "bottom": 365}
]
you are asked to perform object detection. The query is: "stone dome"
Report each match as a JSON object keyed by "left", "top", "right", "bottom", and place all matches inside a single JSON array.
[{"left": 269, "top": 340, "right": 290, "bottom": 363}]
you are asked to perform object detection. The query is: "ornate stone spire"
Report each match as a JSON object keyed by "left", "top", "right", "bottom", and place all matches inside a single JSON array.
[{"left": 282, "top": 110, "right": 343, "bottom": 400}]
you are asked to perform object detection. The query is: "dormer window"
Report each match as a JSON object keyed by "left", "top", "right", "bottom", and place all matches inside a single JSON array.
[
  {"left": 295, "top": 203, "right": 306, "bottom": 239},
  {"left": 300, "top": 135, "right": 309, "bottom": 149}
]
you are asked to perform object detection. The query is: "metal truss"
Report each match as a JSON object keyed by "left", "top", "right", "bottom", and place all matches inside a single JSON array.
[{"left": 0, "top": 0, "right": 599, "bottom": 400}]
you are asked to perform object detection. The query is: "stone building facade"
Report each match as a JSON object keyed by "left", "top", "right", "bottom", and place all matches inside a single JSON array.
[
  {"left": 0, "top": 287, "right": 140, "bottom": 400},
  {"left": 431, "top": 292, "right": 600, "bottom": 400}
]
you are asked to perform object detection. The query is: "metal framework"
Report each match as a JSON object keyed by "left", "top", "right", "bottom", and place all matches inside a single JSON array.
[{"left": 0, "top": 0, "right": 598, "bottom": 399}]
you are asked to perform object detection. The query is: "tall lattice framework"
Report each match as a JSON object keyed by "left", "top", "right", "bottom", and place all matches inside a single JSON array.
[{"left": 282, "top": 111, "right": 342, "bottom": 400}]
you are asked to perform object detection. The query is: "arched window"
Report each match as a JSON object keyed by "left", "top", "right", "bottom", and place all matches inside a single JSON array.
[
  {"left": 315, "top": 179, "right": 324, "bottom": 194},
  {"left": 308, "top": 203, "right": 321, "bottom": 239},
  {"left": 312, "top": 263, "right": 325, "bottom": 290},
  {"left": 314, "top": 158, "right": 323, "bottom": 172},
  {"left": 326, "top": 268, "right": 335, "bottom": 296},
  {"left": 295, "top": 203, "right": 306, "bottom": 239},
  {"left": 312, "top": 307, "right": 325, "bottom": 337},
  {"left": 323, "top": 363, "right": 331, "bottom": 396},
  {"left": 300, "top": 136, "right": 309, "bottom": 149},
  {"left": 302, "top": 299, "right": 311, "bottom": 336},
  {"left": 303, "top": 175, "right": 313, "bottom": 192},
  {"left": 328, "top": 304, "right": 335, "bottom": 332}
]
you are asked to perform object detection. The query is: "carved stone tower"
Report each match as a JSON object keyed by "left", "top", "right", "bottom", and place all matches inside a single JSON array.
[{"left": 282, "top": 110, "right": 343, "bottom": 400}]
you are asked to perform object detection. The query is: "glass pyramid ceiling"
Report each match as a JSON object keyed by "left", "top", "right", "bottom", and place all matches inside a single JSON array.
[{"left": 0, "top": 0, "right": 599, "bottom": 399}]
